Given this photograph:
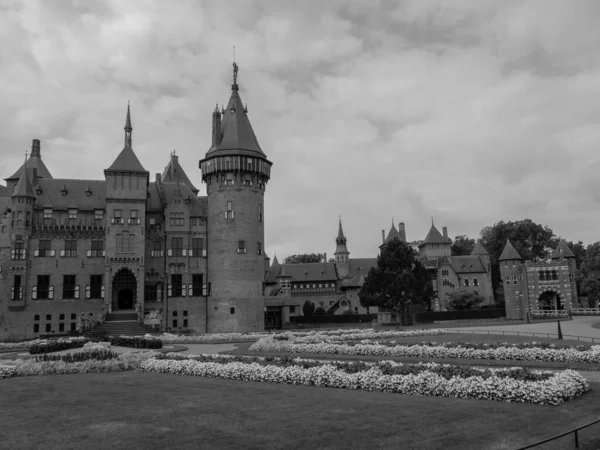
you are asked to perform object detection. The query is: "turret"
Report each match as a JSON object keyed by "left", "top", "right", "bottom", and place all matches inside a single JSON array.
[
  {"left": 10, "top": 157, "right": 36, "bottom": 231},
  {"left": 334, "top": 217, "right": 350, "bottom": 277},
  {"left": 471, "top": 239, "right": 491, "bottom": 272},
  {"left": 199, "top": 62, "right": 273, "bottom": 333},
  {"left": 499, "top": 239, "right": 525, "bottom": 319}
]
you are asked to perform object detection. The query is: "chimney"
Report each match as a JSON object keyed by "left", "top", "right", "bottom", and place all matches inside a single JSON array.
[
  {"left": 155, "top": 173, "right": 161, "bottom": 183},
  {"left": 323, "top": 253, "right": 327, "bottom": 262},
  {"left": 31, "top": 139, "right": 41, "bottom": 158},
  {"left": 382, "top": 230, "right": 385, "bottom": 243},
  {"left": 398, "top": 222, "right": 406, "bottom": 242},
  {"left": 442, "top": 226, "right": 448, "bottom": 239},
  {"left": 212, "top": 105, "right": 222, "bottom": 147}
]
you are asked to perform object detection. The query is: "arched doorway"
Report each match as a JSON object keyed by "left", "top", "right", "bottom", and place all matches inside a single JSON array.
[
  {"left": 112, "top": 268, "right": 137, "bottom": 311},
  {"left": 539, "top": 291, "right": 562, "bottom": 311}
]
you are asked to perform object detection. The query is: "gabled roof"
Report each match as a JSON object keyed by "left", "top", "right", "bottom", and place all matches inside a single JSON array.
[
  {"left": 419, "top": 224, "right": 451, "bottom": 246},
  {"left": 105, "top": 146, "right": 147, "bottom": 173},
  {"left": 12, "top": 164, "right": 36, "bottom": 198},
  {"left": 499, "top": 239, "right": 522, "bottom": 261},
  {"left": 471, "top": 240, "right": 490, "bottom": 256},
  {"left": 161, "top": 154, "right": 199, "bottom": 195},
  {"left": 451, "top": 255, "right": 487, "bottom": 273},
  {"left": 276, "top": 262, "right": 338, "bottom": 282},
  {"left": 205, "top": 64, "right": 267, "bottom": 159},
  {"left": 551, "top": 239, "right": 576, "bottom": 259},
  {"left": 161, "top": 182, "right": 206, "bottom": 216},
  {"left": 34, "top": 179, "right": 106, "bottom": 210},
  {"left": 341, "top": 258, "right": 377, "bottom": 288}
]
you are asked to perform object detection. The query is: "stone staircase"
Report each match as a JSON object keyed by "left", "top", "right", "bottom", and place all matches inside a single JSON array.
[{"left": 84, "top": 311, "right": 156, "bottom": 337}]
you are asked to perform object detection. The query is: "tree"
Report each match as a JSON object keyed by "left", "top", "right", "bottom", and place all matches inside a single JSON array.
[
  {"left": 283, "top": 253, "right": 325, "bottom": 264},
  {"left": 446, "top": 289, "right": 485, "bottom": 311},
  {"left": 302, "top": 301, "right": 315, "bottom": 316},
  {"left": 451, "top": 235, "right": 476, "bottom": 256},
  {"left": 576, "top": 242, "right": 600, "bottom": 308},
  {"left": 479, "top": 219, "right": 557, "bottom": 301},
  {"left": 358, "top": 238, "right": 433, "bottom": 327},
  {"left": 314, "top": 306, "right": 326, "bottom": 316}
]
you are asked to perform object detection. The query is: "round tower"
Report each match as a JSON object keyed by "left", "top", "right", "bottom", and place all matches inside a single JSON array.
[{"left": 200, "top": 62, "right": 273, "bottom": 333}]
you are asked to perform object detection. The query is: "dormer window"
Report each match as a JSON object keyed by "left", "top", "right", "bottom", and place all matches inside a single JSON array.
[
  {"left": 60, "top": 186, "right": 68, "bottom": 196},
  {"left": 68, "top": 209, "right": 77, "bottom": 219},
  {"left": 85, "top": 188, "right": 92, "bottom": 197},
  {"left": 36, "top": 187, "right": 43, "bottom": 195},
  {"left": 43, "top": 208, "right": 53, "bottom": 219}
]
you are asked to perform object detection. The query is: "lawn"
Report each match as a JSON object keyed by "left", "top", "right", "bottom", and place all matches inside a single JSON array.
[
  {"left": 1, "top": 371, "right": 599, "bottom": 450},
  {"left": 231, "top": 333, "right": 600, "bottom": 371}
]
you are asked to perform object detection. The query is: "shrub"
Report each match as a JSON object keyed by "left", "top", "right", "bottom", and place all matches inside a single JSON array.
[
  {"left": 302, "top": 301, "right": 315, "bottom": 316},
  {"left": 29, "top": 337, "right": 89, "bottom": 355},
  {"left": 109, "top": 336, "right": 162, "bottom": 349},
  {"left": 314, "top": 307, "right": 326, "bottom": 316},
  {"left": 34, "top": 349, "right": 119, "bottom": 363},
  {"left": 446, "top": 289, "right": 485, "bottom": 311}
]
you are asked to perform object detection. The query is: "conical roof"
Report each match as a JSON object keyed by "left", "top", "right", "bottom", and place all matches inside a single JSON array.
[
  {"left": 470, "top": 240, "right": 490, "bottom": 256},
  {"left": 12, "top": 161, "right": 35, "bottom": 198},
  {"left": 420, "top": 223, "right": 450, "bottom": 245},
  {"left": 106, "top": 146, "right": 147, "bottom": 173},
  {"left": 161, "top": 153, "right": 199, "bottom": 194},
  {"left": 499, "top": 239, "right": 522, "bottom": 261},
  {"left": 336, "top": 217, "right": 347, "bottom": 245},
  {"left": 205, "top": 63, "right": 266, "bottom": 159},
  {"left": 551, "top": 239, "right": 576, "bottom": 259},
  {"left": 385, "top": 220, "right": 400, "bottom": 243}
]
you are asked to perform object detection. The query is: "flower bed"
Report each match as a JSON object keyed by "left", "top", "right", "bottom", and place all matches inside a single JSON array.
[
  {"left": 29, "top": 337, "right": 89, "bottom": 355},
  {"left": 34, "top": 349, "right": 119, "bottom": 363},
  {"left": 109, "top": 336, "right": 162, "bottom": 349},
  {"left": 0, "top": 364, "right": 17, "bottom": 379},
  {"left": 250, "top": 337, "right": 600, "bottom": 364},
  {"left": 139, "top": 354, "right": 589, "bottom": 405}
]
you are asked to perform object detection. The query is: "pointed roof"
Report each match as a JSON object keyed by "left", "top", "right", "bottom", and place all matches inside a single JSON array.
[
  {"left": 470, "top": 240, "right": 490, "bottom": 256},
  {"left": 6, "top": 139, "right": 53, "bottom": 181},
  {"left": 105, "top": 146, "right": 147, "bottom": 173},
  {"left": 161, "top": 153, "right": 199, "bottom": 195},
  {"left": 336, "top": 217, "right": 347, "bottom": 245},
  {"left": 278, "top": 264, "right": 289, "bottom": 278},
  {"left": 12, "top": 160, "right": 35, "bottom": 198},
  {"left": 551, "top": 239, "right": 576, "bottom": 259},
  {"left": 499, "top": 239, "right": 522, "bottom": 261},
  {"left": 205, "top": 63, "right": 267, "bottom": 159},
  {"left": 125, "top": 102, "right": 132, "bottom": 130},
  {"left": 420, "top": 223, "right": 451, "bottom": 246},
  {"left": 385, "top": 220, "right": 400, "bottom": 243}
]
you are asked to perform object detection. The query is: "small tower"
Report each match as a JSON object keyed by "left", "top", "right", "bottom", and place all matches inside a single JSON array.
[
  {"left": 471, "top": 239, "right": 491, "bottom": 272},
  {"left": 334, "top": 217, "right": 350, "bottom": 277},
  {"left": 199, "top": 62, "right": 273, "bottom": 333},
  {"left": 551, "top": 239, "right": 578, "bottom": 306},
  {"left": 499, "top": 239, "right": 524, "bottom": 319},
  {"left": 418, "top": 219, "right": 451, "bottom": 259}
]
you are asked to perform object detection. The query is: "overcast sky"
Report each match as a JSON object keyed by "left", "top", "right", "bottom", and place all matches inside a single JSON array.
[{"left": 2, "top": 0, "right": 599, "bottom": 259}]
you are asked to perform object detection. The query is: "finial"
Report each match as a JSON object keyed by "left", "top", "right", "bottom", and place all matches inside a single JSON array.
[
  {"left": 392, "top": 218, "right": 395, "bottom": 228},
  {"left": 232, "top": 49, "right": 239, "bottom": 91}
]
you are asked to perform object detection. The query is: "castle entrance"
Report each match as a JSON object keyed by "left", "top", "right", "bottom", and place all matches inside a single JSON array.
[
  {"left": 112, "top": 268, "right": 137, "bottom": 311},
  {"left": 538, "top": 291, "right": 562, "bottom": 311}
]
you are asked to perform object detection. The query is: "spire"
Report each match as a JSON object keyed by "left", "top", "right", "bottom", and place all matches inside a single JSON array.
[
  {"left": 499, "top": 239, "right": 522, "bottom": 261},
  {"left": 124, "top": 102, "right": 132, "bottom": 148},
  {"left": 336, "top": 216, "right": 347, "bottom": 245},
  {"left": 12, "top": 156, "right": 35, "bottom": 198},
  {"left": 470, "top": 239, "right": 490, "bottom": 256},
  {"left": 232, "top": 60, "right": 239, "bottom": 92}
]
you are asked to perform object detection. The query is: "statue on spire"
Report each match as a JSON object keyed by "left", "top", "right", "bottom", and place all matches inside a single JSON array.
[{"left": 232, "top": 61, "right": 239, "bottom": 91}]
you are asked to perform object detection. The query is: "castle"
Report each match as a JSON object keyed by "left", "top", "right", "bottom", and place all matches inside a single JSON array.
[{"left": 0, "top": 63, "right": 271, "bottom": 340}]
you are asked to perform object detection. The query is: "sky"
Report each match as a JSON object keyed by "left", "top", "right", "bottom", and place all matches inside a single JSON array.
[{"left": 2, "top": 0, "right": 600, "bottom": 259}]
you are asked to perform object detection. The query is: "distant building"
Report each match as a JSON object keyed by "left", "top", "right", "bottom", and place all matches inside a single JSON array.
[{"left": 499, "top": 239, "right": 578, "bottom": 319}]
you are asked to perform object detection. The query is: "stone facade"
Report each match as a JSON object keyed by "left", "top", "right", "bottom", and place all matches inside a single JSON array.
[{"left": 0, "top": 64, "right": 270, "bottom": 340}]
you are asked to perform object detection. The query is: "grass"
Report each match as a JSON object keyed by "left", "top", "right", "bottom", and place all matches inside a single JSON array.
[
  {"left": 234, "top": 333, "right": 600, "bottom": 371},
  {"left": 1, "top": 371, "right": 599, "bottom": 450}
]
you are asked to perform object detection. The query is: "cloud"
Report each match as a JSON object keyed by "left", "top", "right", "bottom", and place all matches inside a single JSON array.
[{"left": 1, "top": 0, "right": 600, "bottom": 259}]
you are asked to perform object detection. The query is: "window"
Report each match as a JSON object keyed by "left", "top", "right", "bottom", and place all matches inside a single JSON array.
[
  {"left": 183, "top": 319, "right": 188, "bottom": 327},
  {"left": 12, "top": 275, "right": 22, "bottom": 300},
  {"left": 59, "top": 323, "right": 65, "bottom": 332},
  {"left": 43, "top": 208, "right": 53, "bottom": 219},
  {"left": 230, "top": 307, "right": 235, "bottom": 314},
  {"left": 149, "top": 217, "right": 156, "bottom": 226},
  {"left": 46, "top": 314, "right": 52, "bottom": 321},
  {"left": 152, "top": 240, "right": 162, "bottom": 254},
  {"left": 183, "top": 311, "right": 188, "bottom": 317},
  {"left": 91, "top": 240, "right": 104, "bottom": 257},
  {"left": 539, "top": 271, "right": 545, "bottom": 281},
  {"left": 290, "top": 305, "right": 296, "bottom": 314},
  {"left": 63, "top": 275, "right": 76, "bottom": 299},
  {"left": 191, "top": 217, "right": 202, "bottom": 226},
  {"left": 473, "top": 278, "right": 479, "bottom": 287},
  {"left": 171, "top": 274, "right": 183, "bottom": 297},
  {"left": 257, "top": 242, "right": 262, "bottom": 255},
  {"left": 225, "top": 179, "right": 235, "bottom": 185},
  {"left": 71, "top": 313, "right": 76, "bottom": 320},
  {"left": 173, "top": 311, "right": 178, "bottom": 317},
  {"left": 441, "top": 268, "right": 449, "bottom": 276},
  {"left": 94, "top": 210, "right": 103, "bottom": 220},
  {"left": 192, "top": 238, "right": 204, "bottom": 256},
  {"left": 226, "top": 201, "right": 234, "bottom": 219},
  {"left": 116, "top": 231, "right": 135, "bottom": 253},
  {"left": 64, "top": 240, "right": 77, "bottom": 257},
  {"left": 39, "top": 239, "right": 51, "bottom": 257},
  {"left": 70, "top": 323, "right": 76, "bottom": 331},
  {"left": 552, "top": 270, "right": 558, "bottom": 280},
  {"left": 37, "top": 275, "right": 50, "bottom": 299},
  {"left": 34, "top": 324, "right": 39, "bottom": 333},
  {"left": 13, "top": 241, "right": 25, "bottom": 260},
  {"left": 90, "top": 275, "right": 103, "bottom": 299},
  {"left": 144, "top": 285, "right": 158, "bottom": 302},
  {"left": 113, "top": 209, "right": 122, "bottom": 223},
  {"left": 237, "top": 240, "right": 246, "bottom": 254},
  {"left": 192, "top": 274, "right": 203, "bottom": 296},
  {"left": 170, "top": 212, "right": 184, "bottom": 226},
  {"left": 172, "top": 237, "right": 183, "bottom": 256},
  {"left": 130, "top": 210, "right": 138, "bottom": 219},
  {"left": 172, "top": 320, "right": 178, "bottom": 328},
  {"left": 464, "top": 279, "right": 470, "bottom": 287},
  {"left": 258, "top": 204, "right": 263, "bottom": 222},
  {"left": 68, "top": 209, "right": 77, "bottom": 219},
  {"left": 59, "top": 314, "right": 65, "bottom": 320},
  {"left": 45, "top": 323, "right": 51, "bottom": 332}
]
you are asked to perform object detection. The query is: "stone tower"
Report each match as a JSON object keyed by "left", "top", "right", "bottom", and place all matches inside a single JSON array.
[
  {"left": 103, "top": 104, "right": 150, "bottom": 313},
  {"left": 499, "top": 239, "right": 525, "bottom": 319},
  {"left": 200, "top": 62, "right": 273, "bottom": 333},
  {"left": 334, "top": 217, "right": 350, "bottom": 277},
  {"left": 550, "top": 239, "right": 578, "bottom": 305}
]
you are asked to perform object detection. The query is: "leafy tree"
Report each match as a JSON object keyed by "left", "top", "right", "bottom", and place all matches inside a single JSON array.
[
  {"left": 446, "top": 289, "right": 485, "bottom": 311},
  {"left": 302, "top": 301, "right": 315, "bottom": 316},
  {"left": 479, "top": 219, "right": 557, "bottom": 300},
  {"left": 359, "top": 238, "right": 433, "bottom": 327},
  {"left": 314, "top": 306, "right": 326, "bottom": 316},
  {"left": 565, "top": 240, "right": 587, "bottom": 270},
  {"left": 451, "top": 235, "right": 475, "bottom": 256},
  {"left": 576, "top": 242, "right": 600, "bottom": 308},
  {"left": 283, "top": 253, "right": 325, "bottom": 264}
]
